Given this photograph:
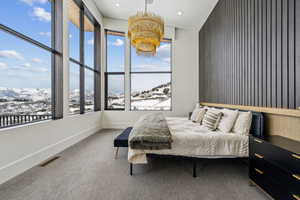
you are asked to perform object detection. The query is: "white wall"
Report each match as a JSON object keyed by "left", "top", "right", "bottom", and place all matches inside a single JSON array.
[
  {"left": 0, "top": 0, "right": 103, "bottom": 185},
  {"left": 101, "top": 18, "right": 199, "bottom": 128}
]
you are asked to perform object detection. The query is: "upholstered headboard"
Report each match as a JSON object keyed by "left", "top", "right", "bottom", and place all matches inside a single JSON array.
[{"left": 244, "top": 111, "right": 264, "bottom": 139}]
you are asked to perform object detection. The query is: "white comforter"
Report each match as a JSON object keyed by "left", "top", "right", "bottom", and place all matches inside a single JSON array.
[{"left": 128, "top": 117, "right": 249, "bottom": 164}]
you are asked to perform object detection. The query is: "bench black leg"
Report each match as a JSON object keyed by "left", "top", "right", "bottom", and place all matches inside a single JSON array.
[
  {"left": 193, "top": 160, "right": 197, "bottom": 178},
  {"left": 130, "top": 163, "right": 133, "bottom": 176}
]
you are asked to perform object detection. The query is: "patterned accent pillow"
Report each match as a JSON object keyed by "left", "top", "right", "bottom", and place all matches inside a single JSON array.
[{"left": 202, "top": 109, "right": 223, "bottom": 131}]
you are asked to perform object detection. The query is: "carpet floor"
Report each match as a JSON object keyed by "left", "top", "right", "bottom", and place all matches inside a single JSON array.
[{"left": 0, "top": 129, "right": 270, "bottom": 200}]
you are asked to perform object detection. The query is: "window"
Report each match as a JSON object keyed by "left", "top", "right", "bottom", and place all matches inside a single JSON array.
[
  {"left": 68, "top": 0, "right": 101, "bottom": 115},
  {"left": 130, "top": 40, "right": 172, "bottom": 111},
  {"left": 0, "top": 0, "right": 63, "bottom": 129},
  {"left": 105, "top": 30, "right": 125, "bottom": 110}
]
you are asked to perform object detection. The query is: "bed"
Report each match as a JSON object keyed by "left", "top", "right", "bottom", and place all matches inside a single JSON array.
[{"left": 128, "top": 109, "right": 264, "bottom": 177}]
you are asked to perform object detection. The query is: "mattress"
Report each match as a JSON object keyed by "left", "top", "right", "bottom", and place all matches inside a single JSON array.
[{"left": 128, "top": 117, "right": 249, "bottom": 164}]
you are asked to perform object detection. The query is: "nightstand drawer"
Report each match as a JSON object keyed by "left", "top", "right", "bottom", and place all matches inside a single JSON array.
[
  {"left": 250, "top": 156, "right": 300, "bottom": 194},
  {"left": 250, "top": 167, "right": 289, "bottom": 200},
  {"left": 250, "top": 136, "right": 300, "bottom": 174}
]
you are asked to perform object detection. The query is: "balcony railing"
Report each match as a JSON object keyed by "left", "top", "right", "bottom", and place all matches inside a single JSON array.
[{"left": 0, "top": 115, "right": 52, "bottom": 129}]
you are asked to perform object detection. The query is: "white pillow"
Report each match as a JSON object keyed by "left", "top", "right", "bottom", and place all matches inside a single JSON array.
[
  {"left": 190, "top": 108, "right": 206, "bottom": 123},
  {"left": 232, "top": 111, "right": 252, "bottom": 135},
  {"left": 218, "top": 109, "right": 239, "bottom": 133}
]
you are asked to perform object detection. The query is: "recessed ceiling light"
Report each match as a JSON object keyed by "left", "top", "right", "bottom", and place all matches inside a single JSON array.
[
  {"left": 115, "top": 3, "right": 120, "bottom": 7},
  {"left": 177, "top": 11, "right": 183, "bottom": 16}
]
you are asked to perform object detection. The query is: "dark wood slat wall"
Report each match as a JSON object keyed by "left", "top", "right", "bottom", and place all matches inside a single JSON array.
[{"left": 199, "top": 0, "right": 300, "bottom": 109}]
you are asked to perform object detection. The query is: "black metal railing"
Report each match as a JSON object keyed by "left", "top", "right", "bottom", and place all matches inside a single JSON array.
[{"left": 0, "top": 115, "right": 52, "bottom": 129}]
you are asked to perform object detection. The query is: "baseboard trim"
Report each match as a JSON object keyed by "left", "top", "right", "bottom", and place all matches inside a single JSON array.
[{"left": 0, "top": 126, "right": 101, "bottom": 185}]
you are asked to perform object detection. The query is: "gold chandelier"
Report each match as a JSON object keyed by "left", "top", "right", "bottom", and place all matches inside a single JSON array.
[{"left": 128, "top": 0, "right": 164, "bottom": 56}]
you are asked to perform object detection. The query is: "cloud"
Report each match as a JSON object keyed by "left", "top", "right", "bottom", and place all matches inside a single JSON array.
[
  {"left": 0, "top": 62, "right": 7, "bottom": 69},
  {"left": 33, "top": 7, "right": 51, "bottom": 22},
  {"left": 156, "top": 44, "right": 171, "bottom": 63},
  {"left": 87, "top": 39, "right": 94, "bottom": 45},
  {"left": 21, "top": 63, "right": 32, "bottom": 68},
  {"left": 112, "top": 39, "right": 124, "bottom": 46},
  {"left": 31, "top": 58, "right": 43, "bottom": 63},
  {"left": 20, "top": 0, "right": 48, "bottom": 6},
  {"left": 39, "top": 31, "right": 51, "bottom": 37},
  {"left": 69, "top": 34, "right": 72, "bottom": 38},
  {"left": 0, "top": 50, "right": 24, "bottom": 60}
]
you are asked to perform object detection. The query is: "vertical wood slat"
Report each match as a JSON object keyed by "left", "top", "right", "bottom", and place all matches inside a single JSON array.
[
  {"left": 267, "top": 0, "right": 272, "bottom": 107},
  {"left": 271, "top": 0, "right": 277, "bottom": 107},
  {"left": 282, "top": 0, "right": 288, "bottom": 108},
  {"left": 288, "top": 0, "right": 295, "bottom": 108},
  {"left": 277, "top": 0, "right": 283, "bottom": 108},
  {"left": 296, "top": 0, "right": 300, "bottom": 108}
]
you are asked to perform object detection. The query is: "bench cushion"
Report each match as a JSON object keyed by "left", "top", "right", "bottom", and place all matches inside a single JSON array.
[{"left": 114, "top": 127, "right": 132, "bottom": 147}]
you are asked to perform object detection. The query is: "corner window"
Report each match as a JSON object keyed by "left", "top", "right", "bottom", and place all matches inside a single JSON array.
[
  {"left": 105, "top": 30, "right": 125, "bottom": 110},
  {"left": 0, "top": 0, "right": 63, "bottom": 129},
  {"left": 130, "top": 40, "right": 172, "bottom": 111}
]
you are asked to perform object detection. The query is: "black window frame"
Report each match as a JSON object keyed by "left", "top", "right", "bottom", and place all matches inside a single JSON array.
[
  {"left": 68, "top": 0, "right": 101, "bottom": 115},
  {"left": 104, "top": 30, "right": 125, "bottom": 111},
  {"left": 130, "top": 38, "right": 173, "bottom": 111},
  {"left": 0, "top": 0, "right": 63, "bottom": 129}
]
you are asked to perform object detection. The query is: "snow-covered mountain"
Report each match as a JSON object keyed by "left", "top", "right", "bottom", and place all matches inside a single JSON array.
[
  {"left": 0, "top": 87, "right": 51, "bottom": 101},
  {"left": 108, "top": 82, "right": 171, "bottom": 110}
]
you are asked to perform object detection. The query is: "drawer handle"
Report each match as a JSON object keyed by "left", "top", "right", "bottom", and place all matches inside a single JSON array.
[
  {"left": 254, "top": 168, "right": 264, "bottom": 175},
  {"left": 292, "top": 194, "right": 300, "bottom": 200},
  {"left": 292, "top": 174, "right": 300, "bottom": 181},
  {"left": 254, "top": 139, "right": 262, "bottom": 143},
  {"left": 254, "top": 153, "right": 264, "bottom": 159},
  {"left": 292, "top": 154, "right": 300, "bottom": 160}
]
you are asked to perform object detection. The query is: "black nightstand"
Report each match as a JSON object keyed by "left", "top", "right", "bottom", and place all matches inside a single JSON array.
[{"left": 249, "top": 135, "right": 300, "bottom": 200}]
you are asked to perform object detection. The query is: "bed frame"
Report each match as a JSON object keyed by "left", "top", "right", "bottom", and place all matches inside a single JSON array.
[{"left": 129, "top": 110, "right": 264, "bottom": 177}]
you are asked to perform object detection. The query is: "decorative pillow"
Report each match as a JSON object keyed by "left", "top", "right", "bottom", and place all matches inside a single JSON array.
[
  {"left": 190, "top": 108, "right": 206, "bottom": 123},
  {"left": 202, "top": 109, "right": 223, "bottom": 131},
  {"left": 232, "top": 111, "right": 252, "bottom": 135},
  {"left": 218, "top": 109, "right": 239, "bottom": 133}
]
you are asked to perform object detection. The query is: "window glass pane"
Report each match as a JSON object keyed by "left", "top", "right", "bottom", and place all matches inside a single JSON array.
[
  {"left": 69, "top": 62, "right": 80, "bottom": 114},
  {"left": 85, "top": 68, "right": 94, "bottom": 112},
  {"left": 131, "top": 74, "right": 171, "bottom": 111},
  {"left": 0, "top": 30, "right": 52, "bottom": 118},
  {"left": 68, "top": 0, "right": 80, "bottom": 61},
  {"left": 106, "top": 74, "right": 124, "bottom": 109},
  {"left": 131, "top": 41, "right": 171, "bottom": 72},
  {"left": 0, "top": 0, "right": 52, "bottom": 47},
  {"left": 106, "top": 33, "right": 125, "bottom": 72},
  {"left": 84, "top": 16, "right": 94, "bottom": 68}
]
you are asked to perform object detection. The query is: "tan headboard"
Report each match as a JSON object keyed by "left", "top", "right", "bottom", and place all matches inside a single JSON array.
[{"left": 200, "top": 102, "right": 300, "bottom": 142}]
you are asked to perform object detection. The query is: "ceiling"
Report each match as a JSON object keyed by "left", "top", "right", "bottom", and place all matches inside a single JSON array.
[{"left": 93, "top": 0, "right": 219, "bottom": 29}]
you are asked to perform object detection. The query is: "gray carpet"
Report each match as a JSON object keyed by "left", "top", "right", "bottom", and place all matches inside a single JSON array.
[{"left": 0, "top": 129, "right": 270, "bottom": 200}]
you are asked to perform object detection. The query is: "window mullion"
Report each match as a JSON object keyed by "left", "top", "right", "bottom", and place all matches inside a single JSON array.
[
  {"left": 52, "top": 0, "right": 63, "bottom": 119},
  {"left": 79, "top": 7, "right": 85, "bottom": 114},
  {"left": 94, "top": 24, "right": 101, "bottom": 111},
  {"left": 125, "top": 35, "right": 131, "bottom": 111}
]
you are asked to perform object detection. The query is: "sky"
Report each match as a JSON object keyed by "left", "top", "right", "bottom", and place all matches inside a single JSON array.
[
  {"left": 0, "top": 0, "right": 171, "bottom": 94},
  {"left": 0, "top": 0, "right": 94, "bottom": 91}
]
